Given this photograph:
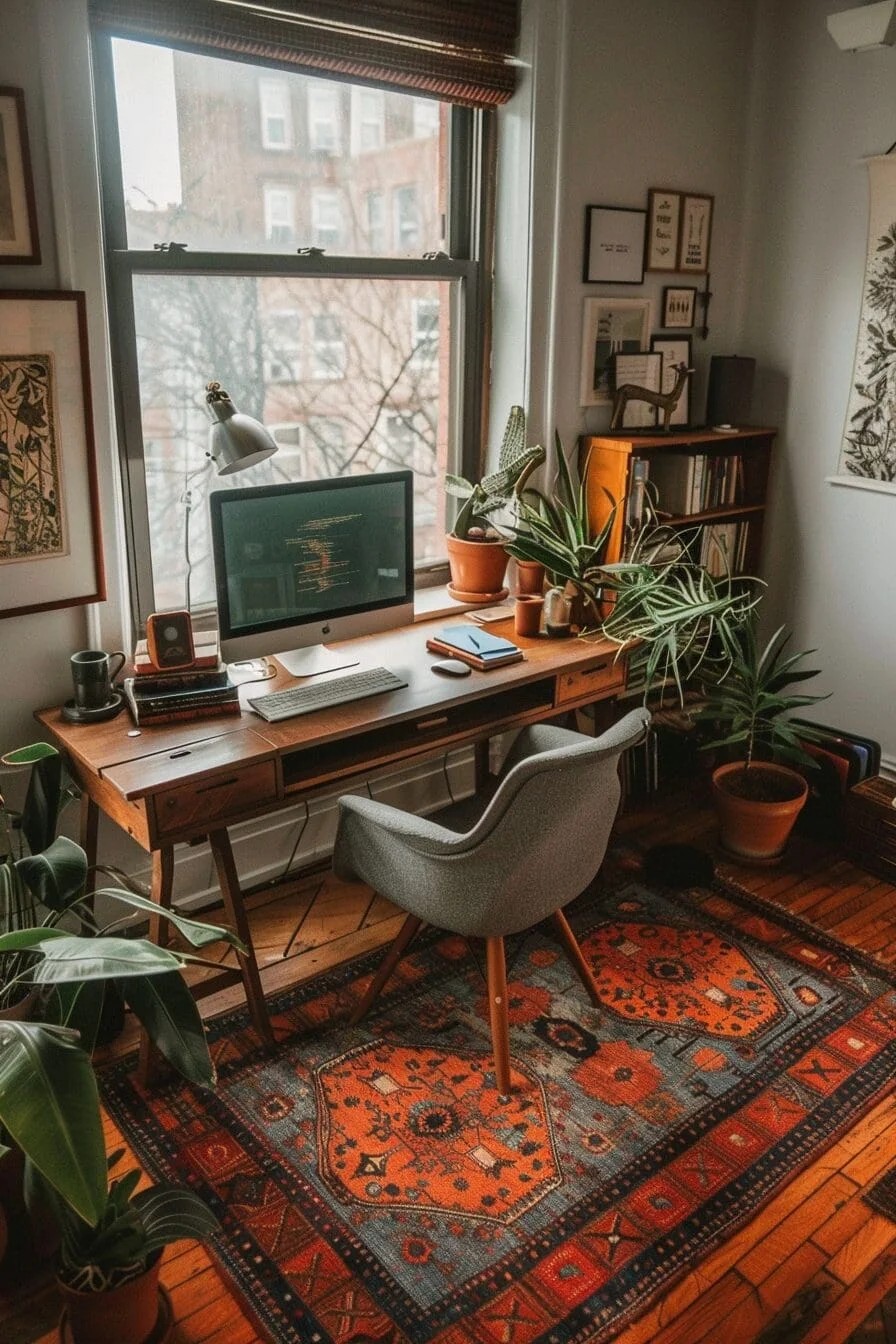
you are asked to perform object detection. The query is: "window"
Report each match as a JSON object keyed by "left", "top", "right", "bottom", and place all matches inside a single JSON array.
[
  {"left": 311, "top": 190, "right": 342, "bottom": 249},
  {"left": 311, "top": 313, "right": 346, "bottom": 380},
  {"left": 412, "top": 97, "right": 441, "bottom": 140},
  {"left": 95, "top": 33, "right": 488, "bottom": 621},
  {"left": 394, "top": 185, "right": 420, "bottom": 251},
  {"left": 263, "top": 187, "right": 295, "bottom": 244},
  {"left": 259, "top": 78, "right": 293, "bottom": 150},
  {"left": 350, "top": 86, "right": 385, "bottom": 153},
  {"left": 307, "top": 79, "right": 340, "bottom": 154}
]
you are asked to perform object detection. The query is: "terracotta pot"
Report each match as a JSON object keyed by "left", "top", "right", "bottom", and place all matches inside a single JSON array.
[
  {"left": 0, "top": 987, "right": 38, "bottom": 1021},
  {"left": 711, "top": 761, "right": 809, "bottom": 865},
  {"left": 57, "top": 1256, "right": 168, "bottom": 1344},
  {"left": 445, "top": 534, "right": 508, "bottom": 602},
  {"left": 513, "top": 560, "right": 546, "bottom": 596}
]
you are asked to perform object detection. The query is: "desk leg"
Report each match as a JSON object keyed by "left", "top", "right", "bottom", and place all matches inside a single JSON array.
[
  {"left": 137, "top": 846, "right": 175, "bottom": 1086},
  {"left": 208, "top": 828, "right": 274, "bottom": 1048}
]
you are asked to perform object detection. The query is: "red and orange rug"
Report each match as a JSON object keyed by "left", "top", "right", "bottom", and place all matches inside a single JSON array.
[{"left": 103, "top": 876, "right": 896, "bottom": 1344}]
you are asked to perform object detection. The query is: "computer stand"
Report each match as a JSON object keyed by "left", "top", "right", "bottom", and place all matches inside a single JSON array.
[{"left": 271, "top": 644, "right": 362, "bottom": 678}]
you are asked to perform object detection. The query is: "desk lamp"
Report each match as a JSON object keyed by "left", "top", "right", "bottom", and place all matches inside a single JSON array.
[{"left": 205, "top": 380, "right": 279, "bottom": 474}]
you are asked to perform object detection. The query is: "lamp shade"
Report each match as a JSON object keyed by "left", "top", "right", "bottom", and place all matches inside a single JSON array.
[{"left": 205, "top": 381, "right": 278, "bottom": 475}]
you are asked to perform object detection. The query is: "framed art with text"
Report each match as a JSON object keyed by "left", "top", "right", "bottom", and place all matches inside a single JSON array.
[
  {"left": 0, "top": 291, "right": 106, "bottom": 619},
  {"left": 650, "top": 335, "right": 692, "bottom": 427},
  {"left": 662, "top": 285, "right": 697, "bottom": 329},
  {"left": 678, "top": 193, "right": 714, "bottom": 273},
  {"left": 0, "top": 87, "right": 40, "bottom": 264},
  {"left": 580, "top": 297, "right": 653, "bottom": 405},
  {"left": 645, "top": 189, "right": 682, "bottom": 272},
  {"left": 583, "top": 205, "right": 647, "bottom": 284}
]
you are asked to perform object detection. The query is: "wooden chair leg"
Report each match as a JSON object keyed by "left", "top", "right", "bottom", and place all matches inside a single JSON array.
[
  {"left": 551, "top": 909, "right": 602, "bottom": 1007},
  {"left": 486, "top": 936, "right": 512, "bottom": 1094},
  {"left": 350, "top": 913, "right": 422, "bottom": 1025}
]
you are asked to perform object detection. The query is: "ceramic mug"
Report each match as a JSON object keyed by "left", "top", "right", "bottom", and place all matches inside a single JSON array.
[
  {"left": 514, "top": 594, "right": 544, "bottom": 638},
  {"left": 71, "top": 649, "right": 126, "bottom": 711}
]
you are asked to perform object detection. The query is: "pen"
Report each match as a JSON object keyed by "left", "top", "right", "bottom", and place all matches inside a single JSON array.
[{"left": 468, "top": 632, "right": 480, "bottom": 649}]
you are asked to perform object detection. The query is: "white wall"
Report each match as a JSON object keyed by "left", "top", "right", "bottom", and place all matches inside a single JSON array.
[{"left": 743, "top": 0, "right": 896, "bottom": 766}]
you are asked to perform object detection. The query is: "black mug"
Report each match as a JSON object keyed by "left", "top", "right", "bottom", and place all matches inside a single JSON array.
[{"left": 71, "top": 649, "right": 126, "bottom": 711}]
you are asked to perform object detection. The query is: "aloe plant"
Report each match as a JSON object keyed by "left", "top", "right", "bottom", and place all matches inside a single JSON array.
[{"left": 446, "top": 404, "right": 545, "bottom": 539}]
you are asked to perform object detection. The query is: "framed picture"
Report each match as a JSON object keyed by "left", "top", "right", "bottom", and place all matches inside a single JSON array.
[
  {"left": 0, "top": 292, "right": 106, "bottom": 619},
  {"left": 580, "top": 296, "right": 653, "bottom": 405},
  {"left": 613, "top": 351, "right": 663, "bottom": 429},
  {"left": 678, "top": 193, "right": 714, "bottom": 273},
  {"left": 0, "top": 88, "right": 40, "bottom": 264},
  {"left": 644, "top": 189, "right": 682, "bottom": 272},
  {"left": 583, "top": 205, "right": 647, "bottom": 284},
  {"left": 651, "top": 335, "right": 693, "bottom": 427},
  {"left": 662, "top": 286, "right": 697, "bottom": 329}
]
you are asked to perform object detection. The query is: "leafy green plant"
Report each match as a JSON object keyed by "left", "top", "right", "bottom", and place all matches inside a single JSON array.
[
  {"left": 697, "top": 618, "right": 829, "bottom": 773},
  {"left": 446, "top": 405, "right": 545, "bottom": 539},
  {"left": 32, "top": 1149, "right": 218, "bottom": 1293}
]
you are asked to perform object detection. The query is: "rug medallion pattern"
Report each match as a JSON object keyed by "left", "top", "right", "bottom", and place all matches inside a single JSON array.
[{"left": 102, "top": 878, "right": 896, "bottom": 1344}]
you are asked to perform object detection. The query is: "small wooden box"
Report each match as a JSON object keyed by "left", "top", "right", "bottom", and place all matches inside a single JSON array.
[{"left": 844, "top": 775, "right": 896, "bottom": 882}]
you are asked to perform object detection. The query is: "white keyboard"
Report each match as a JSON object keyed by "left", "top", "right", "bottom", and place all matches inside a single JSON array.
[{"left": 248, "top": 666, "right": 408, "bottom": 722}]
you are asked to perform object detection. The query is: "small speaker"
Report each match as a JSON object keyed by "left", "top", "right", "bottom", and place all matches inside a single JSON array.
[
  {"left": 705, "top": 356, "right": 756, "bottom": 427},
  {"left": 145, "top": 611, "right": 195, "bottom": 671}
]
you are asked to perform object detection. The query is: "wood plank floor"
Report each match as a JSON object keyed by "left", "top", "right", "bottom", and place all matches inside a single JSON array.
[{"left": 3, "top": 782, "right": 896, "bottom": 1344}]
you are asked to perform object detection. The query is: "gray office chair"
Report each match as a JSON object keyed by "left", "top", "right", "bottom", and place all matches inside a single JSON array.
[{"left": 332, "top": 707, "right": 651, "bottom": 1093}]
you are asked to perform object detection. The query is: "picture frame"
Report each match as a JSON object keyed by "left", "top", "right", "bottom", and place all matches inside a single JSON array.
[
  {"left": 678, "top": 193, "right": 714, "bottom": 273},
  {"left": 583, "top": 205, "right": 647, "bottom": 284},
  {"left": 613, "top": 351, "right": 663, "bottom": 429},
  {"left": 650, "top": 335, "right": 693, "bottom": 427},
  {"left": 0, "top": 292, "right": 106, "bottom": 619},
  {"left": 0, "top": 87, "right": 40, "bottom": 264},
  {"left": 662, "top": 286, "right": 697, "bottom": 329},
  {"left": 644, "top": 189, "right": 682, "bottom": 272},
  {"left": 579, "top": 296, "right": 653, "bottom": 405}
]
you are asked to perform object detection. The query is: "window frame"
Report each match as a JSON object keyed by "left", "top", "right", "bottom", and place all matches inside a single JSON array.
[{"left": 91, "top": 31, "right": 493, "bottom": 630}]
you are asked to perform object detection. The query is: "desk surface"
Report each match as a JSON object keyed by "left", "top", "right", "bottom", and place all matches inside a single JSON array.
[{"left": 37, "top": 615, "right": 625, "bottom": 848}]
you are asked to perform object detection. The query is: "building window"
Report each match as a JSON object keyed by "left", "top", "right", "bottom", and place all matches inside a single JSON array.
[
  {"left": 263, "top": 187, "right": 295, "bottom": 244},
  {"left": 311, "top": 313, "right": 346, "bottom": 380},
  {"left": 307, "top": 79, "right": 340, "bottom": 154},
  {"left": 412, "top": 97, "right": 440, "bottom": 140},
  {"left": 350, "top": 87, "right": 385, "bottom": 153},
  {"left": 394, "top": 185, "right": 420, "bottom": 251},
  {"left": 259, "top": 78, "right": 293, "bottom": 150},
  {"left": 311, "top": 190, "right": 342, "bottom": 249},
  {"left": 96, "top": 33, "right": 486, "bottom": 620}
]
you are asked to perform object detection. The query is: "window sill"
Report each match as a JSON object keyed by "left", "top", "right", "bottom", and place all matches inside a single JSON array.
[{"left": 413, "top": 585, "right": 495, "bottom": 623}]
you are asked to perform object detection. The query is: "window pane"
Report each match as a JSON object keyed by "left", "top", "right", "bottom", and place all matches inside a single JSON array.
[
  {"left": 131, "top": 273, "right": 450, "bottom": 611},
  {"left": 111, "top": 39, "right": 446, "bottom": 257}
]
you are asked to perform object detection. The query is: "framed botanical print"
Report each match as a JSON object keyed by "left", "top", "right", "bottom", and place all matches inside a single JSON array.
[
  {"left": 0, "top": 292, "right": 106, "bottom": 618},
  {"left": 0, "top": 88, "right": 40, "bottom": 264},
  {"left": 644, "top": 189, "right": 682, "bottom": 272},
  {"left": 583, "top": 205, "right": 647, "bottom": 284},
  {"left": 650, "top": 335, "right": 692, "bottom": 427},
  {"left": 678, "top": 193, "right": 714, "bottom": 273},
  {"left": 662, "top": 286, "right": 697, "bottom": 329},
  {"left": 579, "top": 296, "right": 653, "bottom": 405}
]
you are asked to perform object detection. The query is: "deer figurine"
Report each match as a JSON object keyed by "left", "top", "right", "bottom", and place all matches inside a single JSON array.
[{"left": 610, "top": 362, "right": 694, "bottom": 432}]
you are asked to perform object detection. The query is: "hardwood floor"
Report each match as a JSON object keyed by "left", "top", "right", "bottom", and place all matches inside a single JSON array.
[{"left": 3, "top": 782, "right": 896, "bottom": 1344}]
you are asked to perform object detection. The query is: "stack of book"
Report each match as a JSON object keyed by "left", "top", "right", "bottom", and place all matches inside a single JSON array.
[
  {"left": 645, "top": 451, "right": 744, "bottom": 516},
  {"left": 425, "top": 625, "right": 524, "bottom": 670},
  {"left": 124, "top": 647, "right": 240, "bottom": 727}
]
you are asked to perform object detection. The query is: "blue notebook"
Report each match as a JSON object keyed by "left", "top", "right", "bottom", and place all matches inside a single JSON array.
[{"left": 435, "top": 625, "right": 521, "bottom": 659}]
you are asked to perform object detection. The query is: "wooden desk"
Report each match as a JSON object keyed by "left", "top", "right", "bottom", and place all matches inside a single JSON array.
[{"left": 36, "top": 616, "right": 626, "bottom": 1047}]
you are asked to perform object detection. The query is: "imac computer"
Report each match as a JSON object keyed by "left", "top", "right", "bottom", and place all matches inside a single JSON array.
[{"left": 209, "top": 470, "right": 414, "bottom": 677}]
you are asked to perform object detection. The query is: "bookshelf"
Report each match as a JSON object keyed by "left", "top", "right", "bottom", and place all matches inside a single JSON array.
[{"left": 578, "top": 425, "right": 776, "bottom": 576}]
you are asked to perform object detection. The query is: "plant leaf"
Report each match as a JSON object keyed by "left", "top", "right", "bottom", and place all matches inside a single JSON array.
[{"left": 121, "top": 971, "right": 215, "bottom": 1087}]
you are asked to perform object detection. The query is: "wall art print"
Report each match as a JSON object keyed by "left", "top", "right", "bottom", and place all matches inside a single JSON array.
[
  {"left": 836, "top": 156, "right": 896, "bottom": 489},
  {"left": 0, "top": 292, "right": 105, "bottom": 619}
]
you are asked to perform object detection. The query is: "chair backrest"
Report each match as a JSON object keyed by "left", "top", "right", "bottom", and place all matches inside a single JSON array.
[{"left": 429, "top": 708, "right": 650, "bottom": 936}]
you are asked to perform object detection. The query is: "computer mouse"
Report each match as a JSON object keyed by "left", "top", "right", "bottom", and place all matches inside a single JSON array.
[{"left": 431, "top": 658, "right": 472, "bottom": 677}]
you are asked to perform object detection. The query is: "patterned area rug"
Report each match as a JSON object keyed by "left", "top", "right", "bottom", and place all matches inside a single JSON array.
[
  {"left": 102, "top": 876, "right": 896, "bottom": 1344},
  {"left": 863, "top": 1165, "right": 896, "bottom": 1222}
]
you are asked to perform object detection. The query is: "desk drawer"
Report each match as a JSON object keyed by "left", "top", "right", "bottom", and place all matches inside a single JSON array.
[
  {"left": 153, "top": 761, "right": 278, "bottom": 837},
  {"left": 555, "top": 656, "right": 624, "bottom": 706}
]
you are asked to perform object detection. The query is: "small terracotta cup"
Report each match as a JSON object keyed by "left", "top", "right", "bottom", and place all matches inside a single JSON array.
[{"left": 514, "top": 594, "right": 544, "bottom": 638}]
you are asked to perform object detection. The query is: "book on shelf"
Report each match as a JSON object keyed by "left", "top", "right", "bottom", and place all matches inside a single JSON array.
[
  {"left": 647, "top": 451, "right": 745, "bottom": 517},
  {"left": 123, "top": 677, "right": 240, "bottom": 725},
  {"left": 134, "top": 629, "right": 221, "bottom": 674},
  {"left": 425, "top": 624, "right": 524, "bottom": 671}
]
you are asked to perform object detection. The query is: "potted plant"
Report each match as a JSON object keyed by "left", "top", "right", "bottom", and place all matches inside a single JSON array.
[
  {"left": 697, "top": 619, "right": 828, "bottom": 863},
  {"left": 445, "top": 405, "right": 545, "bottom": 601},
  {"left": 33, "top": 1149, "right": 218, "bottom": 1344}
]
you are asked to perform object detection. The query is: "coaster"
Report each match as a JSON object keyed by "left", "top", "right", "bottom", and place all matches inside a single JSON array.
[{"left": 61, "top": 691, "right": 127, "bottom": 724}]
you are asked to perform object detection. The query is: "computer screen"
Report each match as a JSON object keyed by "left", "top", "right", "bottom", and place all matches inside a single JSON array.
[{"left": 209, "top": 471, "right": 414, "bottom": 675}]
